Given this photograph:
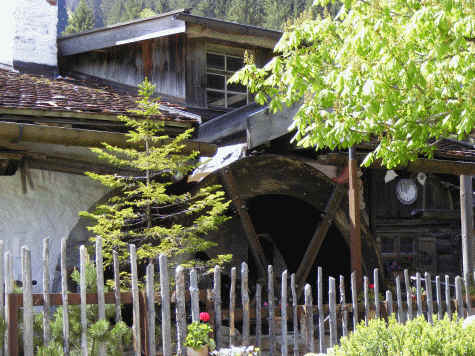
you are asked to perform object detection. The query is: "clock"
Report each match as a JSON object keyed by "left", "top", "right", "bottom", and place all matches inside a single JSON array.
[{"left": 395, "top": 178, "right": 418, "bottom": 205}]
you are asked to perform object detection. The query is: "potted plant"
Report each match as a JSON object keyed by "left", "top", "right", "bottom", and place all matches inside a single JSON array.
[{"left": 184, "top": 316, "right": 215, "bottom": 356}]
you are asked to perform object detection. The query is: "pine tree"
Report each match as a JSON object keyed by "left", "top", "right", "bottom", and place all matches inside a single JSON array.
[
  {"left": 81, "top": 79, "right": 231, "bottom": 272},
  {"left": 63, "top": 0, "right": 95, "bottom": 34},
  {"left": 228, "top": 0, "right": 264, "bottom": 26}
]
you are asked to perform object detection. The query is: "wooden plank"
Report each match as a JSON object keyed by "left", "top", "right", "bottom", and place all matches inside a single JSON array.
[
  {"left": 349, "top": 148, "right": 363, "bottom": 286},
  {"left": 386, "top": 291, "right": 393, "bottom": 316},
  {"left": 130, "top": 245, "right": 141, "bottom": 356},
  {"left": 159, "top": 255, "right": 172, "bottom": 356},
  {"left": 445, "top": 275, "right": 452, "bottom": 319},
  {"left": 396, "top": 275, "right": 403, "bottom": 323},
  {"left": 340, "top": 275, "right": 348, "bottom": 337},
  {"left": 268, "top": 265, "right": 276, "bottom": 356},
  {"left": 416, "top": 272, "right": 423, "bottom": 318},
  {"left": 404, "top": 269, "right": 413, "bottom": 321},
  {"left": 214, "top": 266, "right": 222, "bottom": 349},
  {"left": 363, "top": 276, "right": 369, "bottom": 325},
  {"left": 59, "top": 12, "right": 186, "bottom": 55},
  {"left": 5, "top": 252, "right": 13, "bottom": 356},
  {"left": 96, "top": 238, "right": 106, "bottom": 356},
  {"left": 7, "top": 294, "right": 19, "bottom": 356},
  {"left": 455, "top": 276, "right": 464, "bottom": 319},
  {"left": 255, "top": 283, "right": 262, "bottom": 349},
  {"left": 304, "top": 284, "right": 314, "bottom": 353},
  {"left": 374, "top": 269, "right": 380, "bottom": 319},
  {"left": 80, "top": 246, "right": 88, "bottom": 356},
  {"left": 61, "top": 238, "right": 70, "bottom": 356},
  {"left": 221, "top": 170, "right": 267, "bottom": 278},
  {"left": 42, "top": 238, "right": 51, "bottom": 346},
  {"left": 241, "top": 262, "right": 250, "bottom": 346},
  {"left": 229, "top": 267, "right": 236, "bottom": 346},
  {"left": 435, "top": 276, "right": 442, "bottom": 320},
  {"left": 351, "top": 272, "right": 358, "bottom": 331},
  {"left": 175, "top": 266, "right": 186, "bottom": 356},
  {"left": 291, "top": 274, "right": 298, "bottom": 356},
  {"left": 113, "top": 251, "right": 122, "bottom": 323},
  {"left": 460, "top": 175, "right": 473, "bottom": 282},
  {"left": 329, "top": 278, "right": 337, "bottom": 348},
  {"left": 296, "top": 184, "right": 345, "bottom": 293},
  {"left": 281, "top": 270, "right": 288, "bottom": 356},
  {"left": 424, "top": 272, "right": 433, "bottom": 324},
  {"left": 146, "top": 264, "right": 156, "bottom": 356},
  {"left": 317, "top": 267, "right": 325, "bottom": 353},
  {"left": 190, "top": 269, "right": 199, "bottom": 323},
  {"left": 22, "top": 247, "right": 33, "bottom": 356}
]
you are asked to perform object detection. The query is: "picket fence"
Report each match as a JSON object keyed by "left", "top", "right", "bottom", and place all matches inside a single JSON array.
[{"left": 1, "top": 237, "right": 474, "bottom": 356}]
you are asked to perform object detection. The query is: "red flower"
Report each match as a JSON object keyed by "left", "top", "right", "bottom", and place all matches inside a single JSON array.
[
  {"left": 200, "top": 312, "right": 210, "bottom": 323},
  {"left": 369, "top": 284, "right": 375, "bottom": 289}
]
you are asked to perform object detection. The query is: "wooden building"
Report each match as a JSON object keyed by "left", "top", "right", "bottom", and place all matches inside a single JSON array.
[{"left": 0, "top": 3, "right": 473, "bottom": 292}]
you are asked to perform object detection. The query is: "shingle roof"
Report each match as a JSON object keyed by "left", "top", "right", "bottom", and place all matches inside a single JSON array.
[{"left": 0, "top": 68, "right": 200, "bottom": 124}]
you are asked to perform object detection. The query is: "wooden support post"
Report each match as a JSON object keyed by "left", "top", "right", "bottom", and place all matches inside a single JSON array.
[
  {"left": 221, "top": 169, "right": 268, "bottom": 279},
  {"left": 460, "top": 176, "right": 473, "bottom": 276},
  {"left": 349, "top": 147, "right": 363, "bottom": 286},
  {"left": 7, "top": 294, "right": 19, "bottom": 356},
  {"left": 296, "top": 184, "right": 345, "bottom": 293}
]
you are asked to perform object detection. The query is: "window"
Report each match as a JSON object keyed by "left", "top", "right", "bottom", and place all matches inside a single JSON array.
[{"left": 206, "top": 53, "right": 248, "bottom": 109}]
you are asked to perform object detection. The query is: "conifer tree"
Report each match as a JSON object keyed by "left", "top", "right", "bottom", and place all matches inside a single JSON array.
[
  {"left": 81, "top": 79, "right": 231, "bottom": 271},
  {"left": 63, "top": 0, "right": 95, "bottom": 34}
]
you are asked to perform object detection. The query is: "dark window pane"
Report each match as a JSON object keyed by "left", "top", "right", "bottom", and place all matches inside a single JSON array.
[
  {"left": 227, "top": 56, "right": 244, "bottom": 72},
  {"left": 207, "top": 73, "right": 225, "bottom": 90},
  {"left": 400, "top": 237, "right": 413, "bottom": 253},
  {"left": 227, "top": 93, "right": 247, "bottom": 108},
  {"left": 207, "top": 90, "right": 225, "bottom": 107},
  {"left": 228, "top": 81, "right": 247, "bottom": 93},
  {"left": 382, "top": 238, "right": 393, "bottom": 253},
  {"left": 207, "top": 53, "right": 225, "bottom": 70}
]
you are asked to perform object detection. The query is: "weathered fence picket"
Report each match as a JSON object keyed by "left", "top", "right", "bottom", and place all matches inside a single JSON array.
[
  {"left": 363, "top": 276, "right": 369, "bottom": 325},
  {"left": 435, "top": 275, "right": 442, "bottom": 320},
  {"left": 445, "top": 275, "right": 452, "bottom": 319},
  {"left": 113, "top": 251, "right": 122, "bottom": 323},
  {"left": 79, "top": 246, "right": 88, "bottom": 356},
  {"left": 385, "top": 290, "right": 393, "bottom": 316},
  {"left": 96, "top": 237, "right": 106, "bottom": 356},
  {"left": 42, "top": 238, "right": 51, "bottom": 346},
  {"left": 395, "top": 275, "right": 403, "bottom": 322},
  {"left": 329, "top": 278, "right": 337, "bottom": 348},
  {"left": 214, "top": 265, "right": 222, "bottom": 349},
  {"left": 229, "top": 267, "right": 236, "bottom": 346},
  {"left": 255, "top": 283, "right": 262, "bottom": 349},
  {"left": 455, "top": 276, "right": 464, "bottom": 318},
  {"left": 291, "top": 274, "right": 298, "bottom": 356},
  {"left": 304, "top": 284, "right": 314, "bottom": 353},
  {"left": 130, "top": 244, "right": 141, "bottom": 356},
  {"left": 281, "top": 270, "right": 288, "bottom": 356},
  {"left": 241, "top": 262, "right": 249, "bottom": 346},
  {"left": 404, "top": 269, "right": 413, "bottom": 321},
  {"left": 268, "top": 265, "right": 275, "bottom": 356},
  {"left": 425, "top": 272, "right": 433, "bottom": 324},
  {"left": 416, "top": 272, "right": 423, "bottom": 317},
  {"left": 159, "top": 255, "right": 172, "bottom": 356},
  {"left": 22, "top": 247, "right": 33, "bottom": 356},
  {"left": 351, "top": 272, "right": 358, "bottom": 331},
  {"left": 373, "top": 269, "right": 380, "bottom": 319},
  {"left": 190, "top": 268, "right": 199, "bottom": 323},
  {"left": 317, "top": 267, "right": 325, "bottom": 353},
  {"left": 147, "top": 263, "right": 157, "bottom": 356},
  {"left": 61, "top": 238, "right": 70, "bottom": 356},
  {"left": 339, "top": 275, "right": 348, "bottom": 337}
]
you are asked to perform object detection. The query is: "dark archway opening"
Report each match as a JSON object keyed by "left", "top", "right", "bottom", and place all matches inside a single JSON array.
[{"left": 247, "top": 194, "right": 351, "bottom": 299}]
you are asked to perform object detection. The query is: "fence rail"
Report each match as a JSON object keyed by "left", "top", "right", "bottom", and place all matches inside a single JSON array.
[{"left": 1, "top": 238, "right": 474, "bottom": 356}]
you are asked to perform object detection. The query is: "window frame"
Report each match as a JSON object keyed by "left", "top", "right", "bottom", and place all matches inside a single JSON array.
[{"left": 206, "top": 52, "right": 249, "bottom": 109}]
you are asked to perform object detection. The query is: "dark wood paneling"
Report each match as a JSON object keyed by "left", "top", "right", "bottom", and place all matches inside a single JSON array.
[{"left": 186, "top": 36, "right": 207, "bottom": 107}]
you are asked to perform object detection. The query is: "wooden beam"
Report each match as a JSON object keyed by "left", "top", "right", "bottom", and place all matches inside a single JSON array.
[
  {"left": 349, "top": 147, "right": 362, "bottom": 288},
  {"left": 318, "top": 152, "right": 475, "bottom": 176},
  {"left": 295, "top": 184, "right": 345, "bottom": 293},
  {"left": 0, "top": 122, "right": 217, "bottom": 157},
  {"left": 460, "top": 175, "right": 474, "bottom": 279},
  {"left": 220, "top": 169, "right": 268, "bottom": 279},
  {"left": 0, "top": 108, "right": 193, "bottom": 128},
  {"left": 58, "top": 11, "right": 186, "bottom": 56},
  {"left": 186, "top": 23, "right": 278, "bottom": 49}
]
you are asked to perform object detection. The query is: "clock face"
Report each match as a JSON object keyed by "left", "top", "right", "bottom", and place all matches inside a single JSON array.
[{"left": 395, "top": 178, "right": 418, "bottom": 205}]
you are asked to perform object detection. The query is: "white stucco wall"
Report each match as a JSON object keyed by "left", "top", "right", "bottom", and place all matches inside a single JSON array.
[
  {"left": 0, "top": 2, "right": 16, "bottom": 66},
  {"left": 0, "top": 169, "right": 108, "bottom": 292},
  {"left": 0, "top": 0, "right": 58, "bottom": 68}
]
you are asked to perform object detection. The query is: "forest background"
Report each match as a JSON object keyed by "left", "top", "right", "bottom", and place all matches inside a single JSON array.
[{"left": 64, "top": 0, "right": 315, "bottom": 32}]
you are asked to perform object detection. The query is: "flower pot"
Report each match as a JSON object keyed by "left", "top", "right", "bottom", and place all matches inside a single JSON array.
[{"left": 187, "top": 346, "right": 209, "bottom": 356}]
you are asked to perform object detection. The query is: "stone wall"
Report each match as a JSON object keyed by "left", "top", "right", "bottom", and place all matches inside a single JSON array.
[{"left": 0, "top": 169, "right": 108, "bottom": 292}]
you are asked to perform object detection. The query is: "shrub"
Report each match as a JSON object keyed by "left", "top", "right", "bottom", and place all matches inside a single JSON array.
[{"left": 328, "top": 316, "right": 475, "bottom": 356}]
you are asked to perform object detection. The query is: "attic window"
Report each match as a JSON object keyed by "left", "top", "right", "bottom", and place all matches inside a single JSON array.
[{"left": 206, "top": 53, "right": 248, "bottom": 109}]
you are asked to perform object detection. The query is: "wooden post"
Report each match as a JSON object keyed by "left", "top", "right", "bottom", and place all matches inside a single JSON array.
[
  {"left": 268, "top": 265, "right": 275, "bottom": 356},
  {"left": 7, "top": 294, "right": 19, "bottom": 356},
  {"left": 79, "top": 246, "right": 88, "bottom": 356},
  {"left": 396, "top": 275, "right": 403, "bottom": 323},
  {"left": 42, "top": 238, "right": 51, "bottom": 345},
  {"left": 291, "top": 274, "right": 298, "bottom": 356},
  {"left": 281, "top": 270, "right": 288, "bottom": 356},
  {"left": 113, "top": 251, "right": 122, "bottom": 323},
  {"left": 416, "top": 273, "right": 423, "bottom": 318},
  {"left": 176, "top": 266, "right": 186, "bottom": 356},
  {"left": 425, "top": 272, "right": 433, "bottom": 324},
  {"left": 146, "top": 264, "right": 156, "bottom": 356},
  {"left": 363, "top": 276, "right": 369, "bottom": 325},
  {"left": 255, "top": 283, "right": 262, "bottom": 349},
  {"left": 404, "top": 269, "right": 413, "bottom": 321},
  {"left": 229, "top": 267, "right": 236, "bottom": 346},
  {"left": 373, "top": 269, "right": 380, "bottom": 319},
  {"left": 296, "top": 185, "right": 345, "bottom": 293},
  {"left": 455, "top": 276, "right": 464, "bottom": 319},
  {"left": 435, "top": 276, "right": 442, "bottom": 320},
  {"left": 317, "top": 267, "right": 325, "bottom": 353},
  {"left": 221, "top": 170, "right": 268, "bottom": 278},
  {"left": 61, "top": 238, "right": 70, "bottom": 356},
  {"left": 190, "top": 269, "right": 199, "bottom": 323},
  {"left": 22, "top": 247, "right": 33, "bottom": 356},
  {"left": 96, "top": 238, "right": 106, "bottom": 356},
  {"left": 5, "top": 252, "right": 14, "bottom": 356},
  {"left": 349, "top": 147, "right": 362, "bottom": 285},
  {"left": 329, "top": 278, "right": 337, "bottom": 348},
  {"left": 351, "top": 272, "right": 358, "bottom": 330},
  {"left": 214, "top": 265, "right": 222, "bottom": 349},
  {"left": 445, "top": 275, "right": 452, "bottom": 319},
  {"left": 385, "top": 290, "right": 393, "bottom": 316},
  {"left": 460, "top": 175, "right": 473, "bottom": 282},
  {"left": 159, "top": 255, "right": 172, "bottom": 356},
  {"left": 304, "top": 284, "right": 314, "bottom": 353},
  {"left": 340, "top": 275, "right": 348, "bottom": 337},
  {"left": 241, "top": 262, "right": 250, "bottom": 346},
  {"left": 130, "top": 245, "right": 141, "bottom": 356}
]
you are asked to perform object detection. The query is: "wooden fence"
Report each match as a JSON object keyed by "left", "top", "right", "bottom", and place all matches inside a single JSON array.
[{"left": 1, "top": 238, "right": 474, "bottom": 356}]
